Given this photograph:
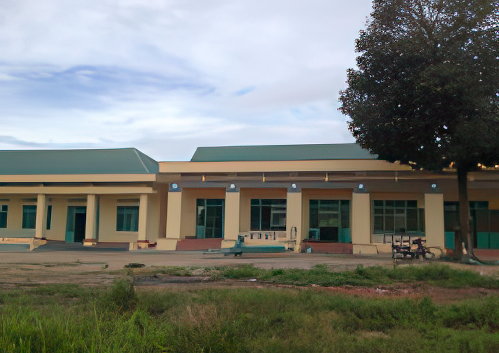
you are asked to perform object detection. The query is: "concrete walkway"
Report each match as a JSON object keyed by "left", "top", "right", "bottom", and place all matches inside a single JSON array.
[{"left": 0, "top": 249, "right": 396, "bottom": 271}]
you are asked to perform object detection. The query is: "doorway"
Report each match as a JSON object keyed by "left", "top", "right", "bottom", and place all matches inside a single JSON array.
[
  {"left": 66, "top": 206, "right": 87, "bottom": 243},
  {"left": 309, "top": 200, "right": 351, "bottom": 243},
  {"left": 196, "top": 199, "right": 224, "bottom": 238}
]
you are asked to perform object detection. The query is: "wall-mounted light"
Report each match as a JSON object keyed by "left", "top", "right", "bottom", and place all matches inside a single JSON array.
[
  {"left": 291, "top": 183, "right": 297, "bottom": 189},
  {"left": 230, "top": 183, "right": 236, "bottom": 189},
  {"left": 431, "top": 183, "right": 437, "bottom": 189},
  {"left": 358, "top": 183, "right": 364, "bottom": 190},
  {"left": 171, "top": 183, "right": 178, "bottom": 189}
]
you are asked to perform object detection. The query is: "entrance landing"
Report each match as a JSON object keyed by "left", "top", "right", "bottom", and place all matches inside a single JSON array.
[
  {"left": 301, "top": 241, "right": 353, "bottom": 254},
  {"left": 176, "top": 238, "right": 222, "bottom": 251},
  {"left": 474, "top": 249, "right": 499, "bottom": 262}
]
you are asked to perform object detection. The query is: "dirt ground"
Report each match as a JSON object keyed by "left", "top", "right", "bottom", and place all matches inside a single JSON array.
[
  {"left": 0, "top": 251, "right": 399, "bottom": 271},
  {"left": 1, "top": 250, "right": 499, "bottom": 304}
]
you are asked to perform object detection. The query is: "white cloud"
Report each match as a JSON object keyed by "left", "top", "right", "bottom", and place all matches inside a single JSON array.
[{"left": 0, "top": 0, "right": 373, "bottom": 160}]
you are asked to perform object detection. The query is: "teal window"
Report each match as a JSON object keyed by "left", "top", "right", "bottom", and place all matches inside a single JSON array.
[
  {"left": 46, "top": 205, "right": 52, "bottom": 230},
  {"left": 0, "top": 205, "right": 7, "bottom": 228},
  {"left": 444, "top": 201, "right": 499, "bottom": 249},
  {"left": 373, "top": 200, "right": 424, "bottom": 234},
  {"left": 116, "top": 206, "right": 139, "bottom": 232},
  {"left": 22, "top": 205, "right": 37, "bottom": 229},
  {"left": 251, "top": 199, "right": 286, "bottom": 231}
]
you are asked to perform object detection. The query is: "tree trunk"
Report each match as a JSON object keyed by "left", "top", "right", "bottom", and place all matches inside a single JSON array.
[{"left": 457, "top": 165, "right": 474, "bottom": 260}]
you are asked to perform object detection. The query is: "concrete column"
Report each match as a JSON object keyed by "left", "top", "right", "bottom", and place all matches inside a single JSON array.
[
  {"left": 84, "top": 194, "right": 97, "bottom": 245},
  {"left": 424, "top": 193, "right": 445, "bottom": 248},
  {"left": 351, "top": 192, "right": 371, "bottom": 253},
  {"left": 166, "top": 190, "right": 182, "bottom": 239},
  {"left": 138, "top": 194, "right": 148, "bottom": 241},
  {"left": 223, "top": 189, "right": 240, "bottom": 248},
  {"left": 286, "top": 190, "right": 303, "bottom": 252},
  {"left": 35, "top": 194, "right": 47, "bottom": 239}
]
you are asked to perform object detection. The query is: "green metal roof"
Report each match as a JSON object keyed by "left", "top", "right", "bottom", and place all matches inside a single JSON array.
[
  {"left": 0, "top": 148, "right": 159, "bottom": 175},
  {"left": 191, "top": 143, "right": 377, "bottom": 162}
]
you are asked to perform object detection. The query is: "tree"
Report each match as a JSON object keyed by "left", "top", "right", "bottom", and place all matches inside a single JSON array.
[{"left": 339, "top": 0, "right": 499, "bottom": 260}]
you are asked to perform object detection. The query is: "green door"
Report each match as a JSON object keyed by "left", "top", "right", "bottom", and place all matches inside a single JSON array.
[{"left": 65, "top": 206, "right": 87, "bottom": 243}]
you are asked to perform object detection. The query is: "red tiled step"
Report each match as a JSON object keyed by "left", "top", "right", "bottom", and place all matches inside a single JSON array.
[
  {"left": 301, "top": 241, "right": 353, "bottom": 254},
  {"left": 474, "top": 249, "right": 499, "bottom": 261},
  {"left": 176, "top": 238, "right": 222, "bottom": 251}
]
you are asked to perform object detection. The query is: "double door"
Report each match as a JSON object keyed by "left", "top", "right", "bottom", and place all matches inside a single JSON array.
[{"left": 196, "top": 199, "right": 224, "bottom": 238}]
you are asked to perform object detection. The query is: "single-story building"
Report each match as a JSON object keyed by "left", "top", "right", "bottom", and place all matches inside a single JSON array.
[{"left": 1, "top": 143, "right": 498, "bottom": 254}]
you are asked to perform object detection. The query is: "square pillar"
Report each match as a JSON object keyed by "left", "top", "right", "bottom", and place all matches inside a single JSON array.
[
  {"left": 84, "top": 194, "right": 98, "bottom": 246},
  {"left": 156, "top": 186, "right": 183, "bottom": 250},
  {"left": 424, "top": 193, "right": 445, "bottom": 248},
  {"left": 138, "top": 194, "right": 148, "bottom": 242},
  {"left": 286, "top": 188, "right": 302, "bottom": 252},
  {"left": 35, "top": 194, "right": 47, "bottom": 239},
  {"left": 222, "top": 188, "right": 240, "bottom": 248},
  {"left": 351, "top": 191, "right": 371, "bottom": 253}
]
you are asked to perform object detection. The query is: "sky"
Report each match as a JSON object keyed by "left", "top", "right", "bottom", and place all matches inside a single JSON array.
[{"left": 0, "top": 0, "right": 374, "bottom": 161}]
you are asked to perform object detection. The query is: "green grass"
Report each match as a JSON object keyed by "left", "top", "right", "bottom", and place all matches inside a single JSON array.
[
  {"left": 1, "top": 276, "right": 499, "bottom": 352},
  {"left": 148, "top": 263, "right": 499, "bottom": 288},
  {"left": 1, "top": 265, "right": 499, "bottom": 352}
]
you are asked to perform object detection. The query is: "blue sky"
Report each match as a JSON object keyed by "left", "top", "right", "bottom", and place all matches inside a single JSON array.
[{"left": 0, "top": 0, "right": 374, "bottom": 161}]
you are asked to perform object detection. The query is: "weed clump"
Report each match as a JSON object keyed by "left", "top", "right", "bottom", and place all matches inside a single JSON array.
[
  {"left": 102, "top": 277, "right": 138, "bottom": 312},
  {"left": 124, "top": 263, "right": 145, "bottom": 269}
]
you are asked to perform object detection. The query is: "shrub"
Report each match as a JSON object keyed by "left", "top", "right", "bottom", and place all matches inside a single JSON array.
[{"left": 102, "top": 277, "right": 138, "bottom": 312}]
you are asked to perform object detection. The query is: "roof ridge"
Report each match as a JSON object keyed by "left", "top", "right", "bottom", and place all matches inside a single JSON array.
[
  {"left": 133, "top": 149, "right": 150, "bottom": 173},
  {"left": 195, "top": 142, "right": 359, "bottom": 149},
  {"left": 0, "top": 147, "right": 135, "bottom": 153}
]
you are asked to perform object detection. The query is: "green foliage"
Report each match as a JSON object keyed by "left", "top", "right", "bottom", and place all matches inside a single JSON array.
[
  {"left": 339, "top": 0, "right": 499, "bottom": 258},
  {"left": 339, "top": 0, "right": 499, "bottom": 171},
  {"left": 2, "top": 284, "right": 499, "bottom": 352},
  {"left": 101, "top": 277, "right": 138, "bottom": 312}
]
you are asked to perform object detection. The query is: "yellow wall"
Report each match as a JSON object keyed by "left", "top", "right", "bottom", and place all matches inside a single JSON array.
[
  {"left": 424, "top": 193, "right": 445, "bottom": 248},
  {"left": 224, "top": 191, "right": 241, "bottom": 244},
  {"left": 7, "top": 198, "right": 23, "bottom": 230},
  {"left": 146, "top": 193, "right": 160, "bottom": 242},
  {"left": 180, "top": 188, "right": 226, "bottom": 239},
  {"left": 98, "top": 197, "right": 138, "bottom": 243},
  {"left": 0, "top": 197, "right": 36, "bottom": 238},
  {"left": 157, "top": 186, "right": 168, "bottom": 239},
  {"left": 444, "top": 189, "right": 499, "bottom": 203},
  {"left": 286, "top": 191, "right": 303, "bottom": 251},
  {"left": 351, "top": 192, "right": 371, "bottom": 247},
  {"left": 45, "top": 198, "right": 68, "bottom": 241},
  {"left": 159, "top": 159, "right": 411, "bottom": 173},
  {"left": 165, "top": 191, "right": 182, "bottom": 239}
]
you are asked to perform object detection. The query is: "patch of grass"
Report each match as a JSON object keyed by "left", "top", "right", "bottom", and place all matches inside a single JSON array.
[
  {"left": 100, "top": 277, "right": 138, "bottom": 312},
  {"left": 28, "top": 283, "right": 95, "bottom": 299},
  {"left": 146, "top": 263, "right": 499, "bottom": 289},
  {"left": 1, "top": 283, "right": 499, "bottom": 352}
]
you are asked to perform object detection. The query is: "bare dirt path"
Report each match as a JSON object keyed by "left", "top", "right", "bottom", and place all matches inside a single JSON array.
[
  {"left": 1, "top": 250, "right": 499, "bottom": 304},
  {"left": 0, "top": 251, "right": 397, "bottom": 271}
]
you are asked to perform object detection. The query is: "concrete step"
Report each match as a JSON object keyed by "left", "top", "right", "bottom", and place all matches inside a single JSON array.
[
  {"left": 176, "top": 238, "right": 222, "bottom": 251},
  {"left": 301, "top": 241, "right": 353, "bottom": 254}
]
